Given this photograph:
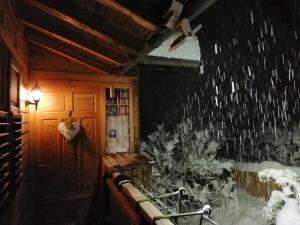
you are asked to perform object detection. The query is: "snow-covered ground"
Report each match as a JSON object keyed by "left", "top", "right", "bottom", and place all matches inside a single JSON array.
[
  {"left": 178, "top": 188, "right": 267, "bottom": 225},
  {"left": 235, "top": 161, "right": 300, "bottom": 175},
  {"left": 177, "top": 161, "right": 300, "bottom": 225},
  {"left": 211, "top": 189, "right": 267, "bottom": 225}
]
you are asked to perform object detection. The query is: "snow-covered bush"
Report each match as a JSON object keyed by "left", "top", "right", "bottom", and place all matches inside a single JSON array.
[
  {"left": 237, "top": 124, "right": 300, "bottom": 166},
  {"left": 258, "top": 169, "right": 300, "bottom": 225},
  {"left": 250, "top": 125, "right": 300, "bottom": 166},
  {"left": 255, "top": 128, "right": 296, "bottom": 166},
  {"left": 140, "top": 118, "right": 237, "bottom": 208},
  {"left": 292, "top": 125, "right": 300, "bottom": 166}
]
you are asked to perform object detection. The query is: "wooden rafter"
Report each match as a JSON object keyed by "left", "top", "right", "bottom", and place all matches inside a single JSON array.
[
  {"left": 26, "top": 30, "right": 115, "bottom": 74},
  {"left": 17, "top": 2, "right": 131, "bottom": 63},
  {"left": 96, "top": 0, "right": 159, "bottom": 32},
  {"left": 23, "top": 0, "right": 137, "bottom": 55},
  {"left": 21, "top": 20, "right": 122, "bottom": 67}
]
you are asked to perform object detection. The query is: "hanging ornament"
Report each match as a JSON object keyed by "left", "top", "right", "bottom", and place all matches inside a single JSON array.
[{"left": 58, "top": 110, "right": 80, "bottom": 141}]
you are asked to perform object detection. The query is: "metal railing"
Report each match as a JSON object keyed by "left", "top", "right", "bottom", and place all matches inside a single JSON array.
[{"left": 110, "top": 160, "right": 219, "bottom": 225}]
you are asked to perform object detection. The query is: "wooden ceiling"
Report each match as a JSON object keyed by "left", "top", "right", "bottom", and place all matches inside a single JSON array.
[
  {"left": 17, "top": 0, "right": 220, "bottom": 74},
  {"left": 17, "top": 0, "right": 172, "bottom": 75}
]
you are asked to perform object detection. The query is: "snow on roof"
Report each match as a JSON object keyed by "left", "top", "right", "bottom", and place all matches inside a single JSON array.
[{"left": 149, "top": 32, "right": 201, "bottom": 61}]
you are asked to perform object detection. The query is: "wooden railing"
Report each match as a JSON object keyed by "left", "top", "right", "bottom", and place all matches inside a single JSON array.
[{"left": 101, "top": 153, "right": 174, "bottom": 225}]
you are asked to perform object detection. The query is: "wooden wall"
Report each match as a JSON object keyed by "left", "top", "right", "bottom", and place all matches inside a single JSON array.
[
  {"left": 28, "top": 69, "right": 138, "bottom": 225},
  {"left": 0, "top": 1, "right": 30, "bottom": 225},
  {"left": 28, "top": 44, "right": 100, "bottom": 74},
  {"left": 0, "top": 0, "right": 27, "bottom": 75},
  {"left": 1, "top": 2, "right": 140, "bottom": 224},
  {"left": 234, "top": 170, "right": 281, "bottom": 200}
]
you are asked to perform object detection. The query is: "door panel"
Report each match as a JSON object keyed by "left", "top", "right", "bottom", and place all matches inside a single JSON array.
[
  {"left": 81, "top": 119, "right": 96, "bottom": 191},
  {"left": 42, "top": 93, "right": 66, "bottom": 112},
  {"left": 34, "top": 85, "right": 101, "bottom": 225},
  {"left": 73, "top": 92, "right": 95, "bottom": 112},
  {"left": 62, "top": 140, "right": 78, "bottom": 193},
  {"left": 41, "top": 119, "right": 61, "bottom": 195}
]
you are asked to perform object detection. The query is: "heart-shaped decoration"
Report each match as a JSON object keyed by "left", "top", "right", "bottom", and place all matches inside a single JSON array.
[{"left": 58, "top": 122, "right": 80, "bottom": 141}]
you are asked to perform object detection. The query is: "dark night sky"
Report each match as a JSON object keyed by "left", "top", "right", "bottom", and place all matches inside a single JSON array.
[{"left": 139, "top": 0, "right": 300, "bottom": 162}]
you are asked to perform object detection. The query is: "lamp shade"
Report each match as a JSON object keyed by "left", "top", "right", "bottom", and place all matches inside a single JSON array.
[{"left": 31, "top": 81, "right": 42, "bottom": 101}]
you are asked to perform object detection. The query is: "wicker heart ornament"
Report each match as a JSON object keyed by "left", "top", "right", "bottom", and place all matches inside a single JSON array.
[
  {"left": 58, "top": 121, "right": 80, "bottom": 141},
  {"left": 58, "top": 111, "right": 80, "bottom": 141}
]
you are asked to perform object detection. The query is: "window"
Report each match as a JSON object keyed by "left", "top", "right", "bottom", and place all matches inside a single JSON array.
[
  {"left": 0, "top": 42, "right": 10, "bottom": 111},
  {"left": 106, "top": 87, "right": 130, "bottom": 153},
  {"left": 0, "top": 45, "right": 27, "bottom": 214},
  {"left": 9, "top": 66, "right": 20, "bottom": 108},
  {"left": 0, "top": 42, "right": 10, "bottom": 211}
]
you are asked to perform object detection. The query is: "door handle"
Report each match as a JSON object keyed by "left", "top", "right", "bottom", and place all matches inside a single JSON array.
[{"left": 36, "top": 160, "right": 45, "bottom": 168}]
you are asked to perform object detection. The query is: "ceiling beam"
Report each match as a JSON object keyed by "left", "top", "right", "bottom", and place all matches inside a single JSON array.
[
  {"left": 26, "top": 29, "right": 116, "bottom": 74},
  {"left": 21, "top": 20, "right": 122, "bottom": 67},
  {"left": 95, "top": 0, "right": 159, "bottom": 32},
  {"left": 23, "top": 0, "right": 138, "bottom": 55},
  {"left": 138, "top": 56, "right": 200, "bottom": 68},
  {"left": 17, "top": 1, "right": 131, "bottom": 64}
]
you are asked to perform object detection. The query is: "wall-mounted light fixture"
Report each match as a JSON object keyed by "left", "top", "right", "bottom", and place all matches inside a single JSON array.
[{"left": 25, "top": 81, "right": 42, "bottom": 111}]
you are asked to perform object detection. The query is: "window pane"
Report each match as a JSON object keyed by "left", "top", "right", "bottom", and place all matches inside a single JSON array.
[{"left": 106, "top": 88, "right": 130, "bottom": 153}]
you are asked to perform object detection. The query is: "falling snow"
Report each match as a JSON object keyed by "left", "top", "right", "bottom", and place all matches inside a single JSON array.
[{"left": 140, "top": 0, "right": 300, "bottom": 225}]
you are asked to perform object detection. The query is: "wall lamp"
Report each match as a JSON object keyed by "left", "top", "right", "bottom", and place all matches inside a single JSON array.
[{"left": 25, "top": 81, "right": 42, "bottom": 111}]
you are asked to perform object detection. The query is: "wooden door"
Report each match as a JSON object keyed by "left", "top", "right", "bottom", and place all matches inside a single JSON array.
[{"left": 34, "top": 85, "right": 101, "bottom": 225}]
